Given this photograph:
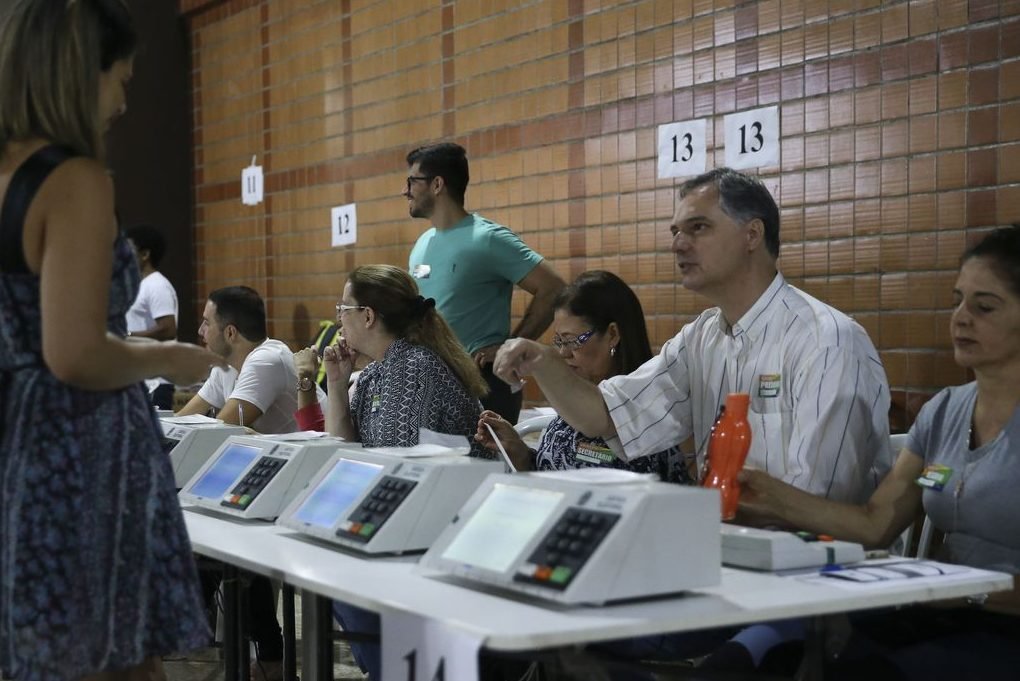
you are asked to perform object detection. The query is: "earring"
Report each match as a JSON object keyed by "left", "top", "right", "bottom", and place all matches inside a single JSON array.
[{"left": 610, "top": 345, "right": 617, "bottom": 357}]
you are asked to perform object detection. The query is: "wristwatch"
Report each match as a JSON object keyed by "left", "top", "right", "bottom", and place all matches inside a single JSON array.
[{"left": 297, "top": 375, "right": 316, "bottom": 392}]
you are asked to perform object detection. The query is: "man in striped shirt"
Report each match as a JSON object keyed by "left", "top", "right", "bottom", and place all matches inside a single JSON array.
[{"left": 495, "top": 167, "right": 891, "bottom": 504}]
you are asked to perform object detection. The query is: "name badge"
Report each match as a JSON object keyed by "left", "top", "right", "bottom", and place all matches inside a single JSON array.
[
  {"left": 575, "top": 441, "right": 615, "bottom": 465},
  {"left": 915, "top": 463, "right": 953, "bottom": 491},
  {"left": 758, "top": 373, "right": 781, "bottom": 398},
  {"left": 371, "top": 394, "right": 381, "bottom": 413},
  {"left": 412, "top": 264, "right": 431, "bottom": 279}
]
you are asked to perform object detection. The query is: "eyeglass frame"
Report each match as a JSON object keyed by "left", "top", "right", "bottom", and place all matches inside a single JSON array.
[
  {"left": 551, "top": 328, "right": 596, "bottom": 352},
  {"left": 405, "top": 175, "right": 433, "bottom": 192},
  {"left": 335, "top": 303, "right": 368, "bottom": 316}
]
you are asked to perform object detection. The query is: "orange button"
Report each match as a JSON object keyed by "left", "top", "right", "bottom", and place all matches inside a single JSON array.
[
  {"left": 818, "top": 534, "right": 834, "bottom": 542},
  {"left": 534, "top": 566, "right": 553, "bottom": 581},
  {"left": 350, "top": 523, "right": 363, "bottom": 534}
]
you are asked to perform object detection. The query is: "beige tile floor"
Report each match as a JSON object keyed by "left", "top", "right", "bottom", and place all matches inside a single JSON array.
[{"left": 164, "top": 594, "right": 367, "bottom": 681}]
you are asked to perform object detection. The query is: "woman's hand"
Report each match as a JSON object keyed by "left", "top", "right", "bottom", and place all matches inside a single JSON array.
[
  {"left": 323, "top": 339, "right": 357, "bottom": 386},
  {"left": 160, "top": 342, "right": 227, "bottom": 386},
  {"left": 474, "top": 410, "right": 533, "bottom": 470}
]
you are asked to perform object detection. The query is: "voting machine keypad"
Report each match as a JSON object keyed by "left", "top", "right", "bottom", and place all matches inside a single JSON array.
[
  {"left": 336, "top": 476, "right": 417, "bottom": 543},
  {"left": 220, "top": 457, "right": 286, "bottom": 509},
  {"left": 514, "top": 508, "right": 619, "bottom": 590}
]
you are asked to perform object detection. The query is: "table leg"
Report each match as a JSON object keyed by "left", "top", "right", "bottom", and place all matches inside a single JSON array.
[
  {"left": 282, "top": 584, "right": 297, "bottom": 681},
  {"left": 300, "top": 590, "right": 334, "bottom": 681}
]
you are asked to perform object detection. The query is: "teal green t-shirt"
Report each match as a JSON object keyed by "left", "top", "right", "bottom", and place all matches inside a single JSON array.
[{"left": 408, "top": 213, "right": 542, "bottom": 355}]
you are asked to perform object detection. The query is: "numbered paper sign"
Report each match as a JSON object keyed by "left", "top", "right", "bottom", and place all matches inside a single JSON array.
[
  {"left": 381, "top": 611, "right": 481, "bottom": 681},
  {"left": 657, "top": 119, "right": 707, "bottom": 179},
  {"left": 724, "top": 105, "right": 780, "bottom": 170},
  {"left": 241, "top": 156, "right": 263, "bottom": 206},
  {"left": 330, "top": 203, "right": 358, "bottom": 248}
]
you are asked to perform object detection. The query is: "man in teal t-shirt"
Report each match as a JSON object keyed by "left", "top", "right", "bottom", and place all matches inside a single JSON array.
[{"left": 406, "top": 142, "right": 565, "bottom": 423}]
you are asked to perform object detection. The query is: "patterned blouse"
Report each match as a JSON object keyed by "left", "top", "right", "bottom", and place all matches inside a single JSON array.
[
  {"left": 533, "top": 416, "right": 693, "bottom": 483},
  {"left": 349, "top": 339, "right": 487, "bottom": 457}
]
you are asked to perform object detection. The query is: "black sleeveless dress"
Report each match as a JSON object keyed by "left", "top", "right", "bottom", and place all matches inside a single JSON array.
[{"left": 0, "top": 146, "right": 209, "bottom": 681}]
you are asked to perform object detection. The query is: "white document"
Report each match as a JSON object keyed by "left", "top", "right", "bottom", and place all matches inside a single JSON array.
[
  {"left": 161, "top": 414, "right": 222, "bottom": 425},
  {"left": 382, "top": 610, "right": 482, "bottom": 681},
  {"left": 530, "top": 467, "right": 658, "bottom": 485},
  {"left": 260, "top": 431, "right": 331, "bottom": 441}
]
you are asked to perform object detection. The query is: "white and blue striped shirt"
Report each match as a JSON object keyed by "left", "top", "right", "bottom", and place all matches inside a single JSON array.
[{"left": 600, "top": 274, "right": 891, "bottom": 503}]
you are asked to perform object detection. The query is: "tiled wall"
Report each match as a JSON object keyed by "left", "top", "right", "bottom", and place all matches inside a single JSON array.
[{"left": 179, "top": 0, "right": 1020, "bottom": 426}]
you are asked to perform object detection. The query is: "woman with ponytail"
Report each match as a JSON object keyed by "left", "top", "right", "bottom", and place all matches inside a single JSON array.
[
  {"left": 294, "top": 264, "right": 487, "bottom": 456},
  {"left": 293, "top": 264, "right": 489, "bottom": 680}
]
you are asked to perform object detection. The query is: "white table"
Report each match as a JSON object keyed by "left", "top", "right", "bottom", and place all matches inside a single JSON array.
[{"left": 183, "top": 507, "right": 1012, "bottom": 679}]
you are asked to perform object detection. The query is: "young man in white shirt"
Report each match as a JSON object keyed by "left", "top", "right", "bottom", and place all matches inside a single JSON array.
[
  {"left": 176, "top": 285, "right": 324, "bottom": 681},
  {"left": 125, "top": 224, "right": 178, "bottom": 408},
  {"left": 177, "top": 285, "right": 323, "bottom": 433},
  {"left": 495, "top": 167, "right": 892, "bottom": 505}
]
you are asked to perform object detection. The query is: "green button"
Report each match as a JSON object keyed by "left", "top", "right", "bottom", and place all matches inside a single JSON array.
[
  {"left": 550, "top": 566, "right": 572, "bottom": 584},
  {"left": 359, "top": 523, "right": 375, "bottom": 536},
  {"left": 239, "top": 495, "right": 252, "bottom": 507}
]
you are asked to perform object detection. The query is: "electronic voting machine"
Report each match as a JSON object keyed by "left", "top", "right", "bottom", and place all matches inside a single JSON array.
[
  {"left": 278, "top": 445, "right": 503, "bottom": 554},
  {"left": 419, "top": 469, "right": 721, "bottom": 604},
  {"left": 720, "top": 526, "right": 866, "bottom": 571},
  {"left": 178, "top": 434, "right": 351, "bottom": 520},
  {"left": 160, "top": 415, "right": 247, "bottom": 487}
]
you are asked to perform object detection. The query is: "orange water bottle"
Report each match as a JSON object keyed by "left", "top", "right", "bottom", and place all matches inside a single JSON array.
[{"left": 701, "top": 393, "right": 752, "bottom": 520}]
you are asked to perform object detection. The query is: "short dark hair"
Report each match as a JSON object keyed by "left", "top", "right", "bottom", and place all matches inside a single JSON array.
[
  {"left": 960, "top": 224, "right": 1020, "bottom": 298},
  {"left": 406, "top": 142, "right": 469, "bottom": 206},
  {"left": 208, "top": 286, "right": 267, "bottom": 343},
  {"left": 678, "top": 167, "right": 781, "bottom": 258},
  {"left": 554, "top": 270, "right": 653, "bottom": 375},
  {"left": 125, "top": 224, "right": 166, "bottom": 267}
]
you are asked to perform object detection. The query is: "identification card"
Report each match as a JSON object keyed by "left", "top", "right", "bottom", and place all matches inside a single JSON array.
[
  {"left": 915, "top": 463, "right": 953, "bottom": 491},
  {"left": 371, "top": 394, "right": 381, "bottom": 413},
  {"left": 575, "top": 441, "right": 615, "bottom": 465}
]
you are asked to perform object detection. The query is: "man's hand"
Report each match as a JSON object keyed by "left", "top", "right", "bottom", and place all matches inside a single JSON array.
[{"left": 472, "top": 343, "right": 502, "bottom": 368}]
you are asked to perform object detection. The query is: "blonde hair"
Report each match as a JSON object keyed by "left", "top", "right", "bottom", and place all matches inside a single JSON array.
[
  {"left": 0, "top": 0, "right": 136, "bottom": 159},
  {"left": 348, "top": 264, "right": 489, "bottom": 399}
]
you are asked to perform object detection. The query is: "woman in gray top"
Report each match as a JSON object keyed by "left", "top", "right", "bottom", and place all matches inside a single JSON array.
[{"left": 734, "top": 225, "right": 1020, "bottom": 679}]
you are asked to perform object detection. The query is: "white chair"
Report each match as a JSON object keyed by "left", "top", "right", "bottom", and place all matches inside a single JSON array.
[
  {"left": 888, "top": 433, "right": 914, "bottom": 555},
  {"left": 514, "top": 413, "right": 555, "bottom": 437}
]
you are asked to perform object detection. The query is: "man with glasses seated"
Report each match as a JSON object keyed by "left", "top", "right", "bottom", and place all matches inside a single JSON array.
[
  {"left": 496, "top": 167, "right": 892, "bottom": 507},
  {"left": 406, "top": 142, "right": 565, "bottom": 423}
]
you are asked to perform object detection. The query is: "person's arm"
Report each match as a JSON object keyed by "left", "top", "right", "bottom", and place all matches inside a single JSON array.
[
  {"left": 781, "top": 345, "right": 890, "bottom": 501},
  {"left": 176, "top": 393, "right": 214, "bottom": 416},
  {"left": 130, "top": 314, "right": 177, "bottom": 341},
  {"left": 737, "top": 447, "right": 925, "bottom": 549},
  {"left": 493, "top": 339, "right": 616, "bottom": 438},
  {"left": 217, "top": 398, "right": 263, "bottom": 428},
  {"left": 511, "top": 260, "right": 565, "bottom": 340},
  {"left": 37, "top": 159, "right": 219, "bottom": 389},
  {"left": 292, "top": 348, "right": 326, "bottom": 431}
]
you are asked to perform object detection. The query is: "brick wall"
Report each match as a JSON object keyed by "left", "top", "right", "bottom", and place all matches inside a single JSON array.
[{"left": 179, "top": 0, "right": 1020, "bottom": 426}]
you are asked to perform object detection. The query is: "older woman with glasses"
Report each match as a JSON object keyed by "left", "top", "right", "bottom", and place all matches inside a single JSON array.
[
  {"left": 475, "top": 270, "right": 693, "bottom": 483},
  {"left": 294, "top": 264, "right": 487, "bottom": 453}
]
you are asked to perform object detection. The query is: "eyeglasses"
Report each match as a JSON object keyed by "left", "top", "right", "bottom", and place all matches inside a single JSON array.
[
  {"left": 551, "top": 329, "right": 596, "bottom": 352},
  {"left": 336, "top": 303, "right": 367, "bottom": 316},
  {"left": 405, "top": 175, "right": 432, "bottom": 192}
]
